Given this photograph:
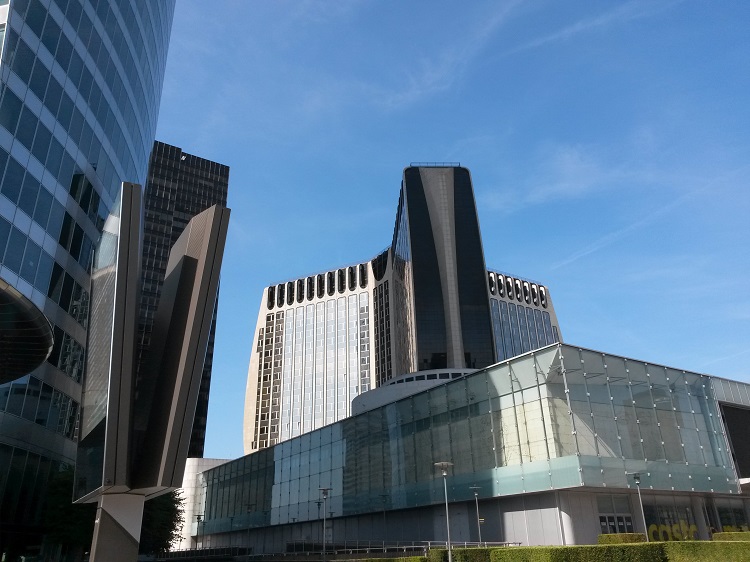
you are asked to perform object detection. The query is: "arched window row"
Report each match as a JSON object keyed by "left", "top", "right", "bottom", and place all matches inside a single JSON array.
[
  {"left": 487, "top": 271, "right": 548, "bottom": 308},
  {"left": 266, "top": 263, "right": 370, "bottom": 309}
]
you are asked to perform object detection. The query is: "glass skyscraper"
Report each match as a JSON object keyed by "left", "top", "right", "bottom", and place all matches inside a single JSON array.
[
  {"left": 139, "top": 140, "right": 229, "bottom": 458},
  {"left": 243, "top": 166, "right": 562, "bottom": 453},
  {"left": 0, "top": 0, "right": 175, "bottom": 555}
]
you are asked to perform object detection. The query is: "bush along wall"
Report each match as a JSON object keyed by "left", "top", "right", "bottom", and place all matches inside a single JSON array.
[
  {"left": 349, "top": 558, "right": 427, "bottom": 562},
  {"left": 489, "top": 541, "right": 750, "bottom": 562},
  {"left": 598, "top": 534, "right": 648, "bottom": 544},
  {"left": 452, "top": 548, "right": 493, "bottom": 562},
  {"left": 662, "top": 541, "right": 750, "bottom": 562},
  {"left": 711, "top": 531, "right": 750, "bottom": 541},
  {"left": 428, "top": 548, "right": 448, "bottom": 562},
  {"left": 490, "top": 543, "right": 665, "bottom": 562}
]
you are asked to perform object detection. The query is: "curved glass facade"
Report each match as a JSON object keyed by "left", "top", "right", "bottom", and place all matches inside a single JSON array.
[
  {"left": 212, "top": 344, "right": 739, "bottom": 537},
  {"left": 0, "top": 0, "right": 175, "bottom": 547}
]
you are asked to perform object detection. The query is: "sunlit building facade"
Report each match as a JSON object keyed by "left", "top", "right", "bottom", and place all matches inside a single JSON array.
[
  {"left": 243, "top": 166, "right": 562, "bottom": 453},
  {"left": 0, "top": 0, "right": 175, "bottom": 554},
  {"left": 187, "top": 343, "right": 750, "bottom": 551}
]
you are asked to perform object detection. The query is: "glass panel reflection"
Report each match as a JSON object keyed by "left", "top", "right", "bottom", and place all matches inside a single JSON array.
[{"left": 204, "top": 344, "right": 743, "bottom": 527}]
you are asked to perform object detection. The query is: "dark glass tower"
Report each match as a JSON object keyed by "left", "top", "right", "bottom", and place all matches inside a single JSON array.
[
  {"left": 138, "top": 141, "right": 229, "bottom": 458},
  {"left": 0, "top": 0, "right": 175, "bottom": 555},
  {"left": 392, "top": 166, "right": 494, "bottom": 373}
]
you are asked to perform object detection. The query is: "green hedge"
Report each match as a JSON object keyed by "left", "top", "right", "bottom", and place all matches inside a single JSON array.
[
  {"left": 490, "top": 546, "right": 570, "bottom": 562},
  {"left": 452, "top": 548, "right": 493, "bottom": 562},
  {"left": 663, "top": 541, "right": 750, "bottom": 562},
  {"left": 428, "top": 548, "right": 447, "bottom": 562},
  {"left": 339, "top": 543, "right": 750, "bottom": 562},
  {"left": 488, "top": 541, "right": 750, "bottom": 562},
  {"left": 598, "top": 534, "right": 648, "bottom": 544},
  {"left": 711, "top": 531, "right": 750, "bottom": 541},
  {"left": 490, "top": 543, "right": 665, "bottom": 562},
  {"left": 348, "top": 558, "right": 427, "bottom": 562}
]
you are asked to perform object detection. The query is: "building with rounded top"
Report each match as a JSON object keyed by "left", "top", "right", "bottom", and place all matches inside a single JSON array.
[{"left": 244, "top": 165, "right": 562, "bottom": 454}]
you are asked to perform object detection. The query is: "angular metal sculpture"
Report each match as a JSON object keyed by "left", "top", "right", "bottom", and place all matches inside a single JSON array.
[
  {"left": 75, "top": 183, "right": 230, "bottom": 561},
  {"left": 131, "top": 204, "right": 231, "bottom": 492},
  {"left": 76, "top": 182, "right": 142, "bottom": 502}
]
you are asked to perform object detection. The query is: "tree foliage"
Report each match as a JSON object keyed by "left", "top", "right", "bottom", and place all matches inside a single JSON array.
[
  {"left": 40, "top": 466, "right": 184, "bottom": 556},
  {"left": 139, "top": 490, "right": 185, "bottom": 554},
  {"left": 42, "top": 465, "right": 97, "bottom": 549}
]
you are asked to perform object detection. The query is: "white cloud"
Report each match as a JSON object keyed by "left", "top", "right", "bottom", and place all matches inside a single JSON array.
[
  {"left": 376, "top": 1, "right": 523, "bottom": 109},
  {"left": 696, "top": 346, "right": 750, "bottom": 369},
  {"left": 506, "top": 0, "right": 684, "bottom": 55},
  {"left": 548, "top": 163, "right": 749, "bottom": 269},
  {"left": 478, "top": 143, "right": 629, "bottom": 214}
]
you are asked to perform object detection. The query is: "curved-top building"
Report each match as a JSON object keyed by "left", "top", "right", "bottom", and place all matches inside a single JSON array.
[
  {"left": 244, "top": 165, "right": 562, "bottom": 453},
  {"left": 0, "top": 0, "right": 175, "bottom": 554}
]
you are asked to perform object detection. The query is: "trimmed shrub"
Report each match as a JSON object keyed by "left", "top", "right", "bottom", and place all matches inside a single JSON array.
[
  {"left": 453, "top": 548, "right": 493, "bottom": 562},
  {"left": 571, "top": 544, "right": 666, "bottom": 562},
  {"left": 489, "top": 540, "right": 750, "bottom": 562},
  {"left": 490, "top": 543, "right": 666, "bottom": 562},
  {"left": 598, "top": 534, "right": 648, "bottom": 545},
  {"left": 711, "top": 531, "right": 750, "bottom": 542},
  {"left": 429, "top": 548, "right": 448, "bottom": 562},
  {"left": 490, "top": 546, "right": 571, "bottom": 562},
  {"left": 664, "top": 541, "right": 750, "bottom": 561},
  {"left": 344, "top": 558, "right": 426, "bottom": 562}
]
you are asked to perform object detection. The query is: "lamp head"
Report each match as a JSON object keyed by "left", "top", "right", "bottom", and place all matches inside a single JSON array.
[{"left": 434, "top": 461, "right": 454, "bottom": 475}]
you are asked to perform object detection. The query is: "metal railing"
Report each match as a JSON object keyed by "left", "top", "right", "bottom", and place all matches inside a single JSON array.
[
  {"left": 408, "top": 162, "right": 461, "bottom": 167},
  {"left": 163, "top": 540, "right": 520, "bottom": 561}
]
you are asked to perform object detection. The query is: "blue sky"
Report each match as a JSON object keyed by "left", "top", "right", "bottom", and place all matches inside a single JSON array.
[{"left": 154, "top": 0, "right": 750, "bottom": 460}]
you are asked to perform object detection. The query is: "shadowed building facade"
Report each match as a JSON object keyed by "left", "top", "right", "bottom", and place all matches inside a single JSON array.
[
  {"left": 244, "top": 165, "right": 562, "bottom": 453},
  {"left": 138, "top": 141, "right": 229, "bottom": 458},
  {"left": 0, "top": 0, "right": 175, "bottom": 555}
]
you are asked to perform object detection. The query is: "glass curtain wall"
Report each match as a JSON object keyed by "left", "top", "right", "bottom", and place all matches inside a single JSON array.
[
  {"left": 561, "top": 347, "right": 734, "bottom": 492},
  {"left": 203, "top": 344, "right": 739, "bottom": 534},
  {"left": 262, "top": 292, "right": 371, "bottom": 447}
]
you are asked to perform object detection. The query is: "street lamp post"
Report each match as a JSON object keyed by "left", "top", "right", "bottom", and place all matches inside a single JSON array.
[
  {"left": 320, "top": 487, "right": 332, "bottom": 562},
  {"left": 626, "top": 472, "right": 648, "bottom": 541},
  {"left": 434, "top": 462, "right": 454, "bottom": 562},
  {"left": 245, "top": 503, "right": 255, "bottom": 549},
  {"left": 380, "top": 494, "right": 388, "bottom": 543},
  {"left": 469, "top": 486, "right": 482, "bottom": 544},
  {"left": 196, "top": 515, "right": 203, "bottom": 549}
]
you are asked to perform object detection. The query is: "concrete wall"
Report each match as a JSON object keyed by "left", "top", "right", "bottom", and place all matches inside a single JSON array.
[
  {"left": 178, "top": 486, "right": 750, "bottom": 554},
  {"left": 194, "top": 492, "right": 567, "bottom": 553},
  {"left": 558, "top": 491, "right": 600, "bottom": 545},
  {"left": 176, "top": 457, "right": 230, "bottom": 550}
]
